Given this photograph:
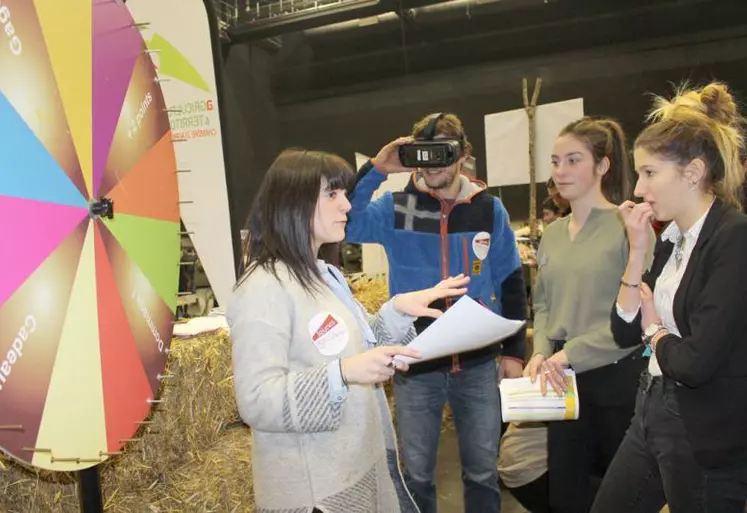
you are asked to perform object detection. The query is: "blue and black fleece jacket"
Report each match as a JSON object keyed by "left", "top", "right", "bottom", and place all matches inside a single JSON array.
[{"left": 345, "top": 160, "right": 528, "bottom": 374}]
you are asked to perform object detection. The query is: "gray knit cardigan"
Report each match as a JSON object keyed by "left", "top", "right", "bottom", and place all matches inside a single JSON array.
[{"left": 227, "top": 262, "right": 420, "bottom": 513}]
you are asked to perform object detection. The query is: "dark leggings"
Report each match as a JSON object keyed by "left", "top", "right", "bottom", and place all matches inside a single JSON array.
[
  {"left": 547, "top": 352, "right": 644, "bottom": 513},
  {"left": 509, "top": 473, "right": 550, "bottom": 513}
]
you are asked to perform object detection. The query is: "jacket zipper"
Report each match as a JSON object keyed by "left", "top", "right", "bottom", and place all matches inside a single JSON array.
[
  {"left": 448, "top": 238, "right": 470, "bottom": 373},
  {"left": 417, "top": 174, "right": 482, "bottom": 374},
  {"left": 438, "top": 201, "right": 463, "bottom": 374},
  {"left": 462, "top": 237, "right": 469, "bottom": 277}
]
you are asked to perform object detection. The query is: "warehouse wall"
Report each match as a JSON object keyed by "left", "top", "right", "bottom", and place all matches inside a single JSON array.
[
  {"left": 218, "top": 25, "right": 747, "bottom": 239},
  {"left": 275, "top": 29, "right": 747, "bottom": 220}
]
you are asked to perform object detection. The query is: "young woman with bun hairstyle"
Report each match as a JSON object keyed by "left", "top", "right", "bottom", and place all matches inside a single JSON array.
[
  {"left": 591, "top": 82, "right": 747, "bottom": 512},
  {"left": 524, "top": 117, "right": 652, "bottom": 513}
]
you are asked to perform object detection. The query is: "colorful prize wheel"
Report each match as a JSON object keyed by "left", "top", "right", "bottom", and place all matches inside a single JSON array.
[{"left": 0, "top": 0, "right": 180, "bottom": 471}]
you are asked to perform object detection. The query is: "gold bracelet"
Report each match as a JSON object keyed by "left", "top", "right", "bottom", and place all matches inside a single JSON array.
[
  {"left": 651, "top": 329, "right": 669, "bottom": 349},
  {"left": 620, "top": 279, "right": 640, "bottom": 288}
]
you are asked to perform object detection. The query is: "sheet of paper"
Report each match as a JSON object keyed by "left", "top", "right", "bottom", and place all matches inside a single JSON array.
[
  {"left": 395, "top": 296, "right": 525, "bottom": 364},
  {"left": 499, "top": 369, "right": 580, "bottom": 422}
]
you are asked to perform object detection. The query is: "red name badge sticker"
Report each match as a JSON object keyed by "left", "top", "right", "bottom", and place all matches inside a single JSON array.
[{"left": 308, "top": 312, "right": 349, "bottom": 356}]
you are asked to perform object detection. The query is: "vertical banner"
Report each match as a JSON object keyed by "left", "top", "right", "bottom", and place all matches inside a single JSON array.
[
  {"left": 354, "top": 153, "right": 410, "bottom": 278},
  {"left": 484, "top": 98, "right": 584, "bottom": 187},
  {"left": 125, "top": 0, "right": 236, "bottom": 308}
]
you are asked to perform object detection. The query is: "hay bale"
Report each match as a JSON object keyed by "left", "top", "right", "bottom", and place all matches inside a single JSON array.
[
  {"left": 0, "top": 331, "right": 252, "bottom": 513},
  {"left": 0, "top": 462, "right": 77, "bottom": 513},
  {"left": 100, "top": 330, "right": 251, "bottom": 513},
  {"left": 348, "top": 273, "right": 389, "bottom": 313}
]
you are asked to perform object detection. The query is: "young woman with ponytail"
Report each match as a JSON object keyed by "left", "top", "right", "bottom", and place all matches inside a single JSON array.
[
  {"left": 523, "top": 117, "right": 653, "bottom": 513},
  {"left": 591, "top": 82, "right": 747, "bottom": 513}
]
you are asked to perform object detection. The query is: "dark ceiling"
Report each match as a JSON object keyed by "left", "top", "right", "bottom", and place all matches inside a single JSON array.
[{"left": 222, "top": 0, "right": 747, "bottom": 103}]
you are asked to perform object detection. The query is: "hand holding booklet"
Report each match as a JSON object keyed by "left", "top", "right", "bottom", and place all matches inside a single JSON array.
[
  {"left": 394, "top": 295, "right": 526, "bottom": 365},
  {"left": 499, "top": 369, "right": 580, "bottom": 422}
]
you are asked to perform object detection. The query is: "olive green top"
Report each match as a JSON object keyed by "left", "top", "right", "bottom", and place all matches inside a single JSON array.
[{"left": 532, "top": 208, "right": 651, "bottom": 373}]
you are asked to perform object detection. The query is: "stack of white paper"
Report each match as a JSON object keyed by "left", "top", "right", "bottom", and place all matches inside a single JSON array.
[
  {"left": 499, "top": 370, "right": 580, "bottom": 422},
  {"left": 395, "top": 296, "right": 526, "bottom": 364}
]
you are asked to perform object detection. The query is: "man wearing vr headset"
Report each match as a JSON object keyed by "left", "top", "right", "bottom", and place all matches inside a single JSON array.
[{"left": 346, "top": 112, "right": 528, "bottom": 513}]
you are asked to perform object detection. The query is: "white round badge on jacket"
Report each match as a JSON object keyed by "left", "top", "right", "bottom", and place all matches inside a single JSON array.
[
  {"left": 308, "top": 312, "right": 349, "bottom": 356},
  {"left": 472, "top": 232, "right": 491, "bottom": 261}
]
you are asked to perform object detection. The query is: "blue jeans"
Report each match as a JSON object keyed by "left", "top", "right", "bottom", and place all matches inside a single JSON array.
[{"left": 393, "top": 359, "right": 502, "bottom": 513}]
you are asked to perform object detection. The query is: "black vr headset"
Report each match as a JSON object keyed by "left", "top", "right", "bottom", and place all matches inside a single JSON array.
[{"left": 398, "top": 112, "right": 466, "bottom": 168}]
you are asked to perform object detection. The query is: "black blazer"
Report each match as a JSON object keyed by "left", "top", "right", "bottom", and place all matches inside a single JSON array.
[{"left": 611, "top": 199, "right": 747, "bottom": 469}]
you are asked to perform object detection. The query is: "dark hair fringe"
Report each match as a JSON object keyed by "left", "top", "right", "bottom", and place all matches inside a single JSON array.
[{"left": 236, "top": 148, "right": 355, "bottom": 294}]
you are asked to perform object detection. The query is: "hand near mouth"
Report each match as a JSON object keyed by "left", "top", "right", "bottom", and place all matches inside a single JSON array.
[{"left": 619, "top": 200, "right": 655, "bottom": 253}]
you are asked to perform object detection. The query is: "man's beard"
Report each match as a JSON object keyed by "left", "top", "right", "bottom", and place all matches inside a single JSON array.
[{"left": 423, "top": 170, "right": 456, "bottom": 190}]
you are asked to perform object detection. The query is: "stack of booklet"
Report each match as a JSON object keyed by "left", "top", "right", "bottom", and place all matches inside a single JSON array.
[{"left": 499, "top": 369, "right": 580, "bottom": 422}]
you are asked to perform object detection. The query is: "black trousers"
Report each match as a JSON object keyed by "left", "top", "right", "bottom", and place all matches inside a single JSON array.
[
  {"left": 547, "top": 352, "right": 645, "bottom": 513},
  {"left": 509, "top": 472, "right": 550, "bottom": 513},
  {"left": 591, "top": 373, "right": 747, "bottom": 513}
]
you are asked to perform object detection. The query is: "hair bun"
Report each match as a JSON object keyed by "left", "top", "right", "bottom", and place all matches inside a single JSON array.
[{"left": 698, "top": 82, "right": 739, "bottom": 126}]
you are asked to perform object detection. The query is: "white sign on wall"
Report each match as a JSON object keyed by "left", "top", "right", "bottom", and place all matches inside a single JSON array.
[
  {"left": 484, "top": 98, "right": 584, "bottom": 187},
  {"left": 126, "top": 0, "right": 236, "bottom": 308}
]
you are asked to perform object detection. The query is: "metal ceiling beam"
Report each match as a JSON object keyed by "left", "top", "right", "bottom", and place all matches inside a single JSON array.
[
  {"left": 228, "top": 0, "right": 390, "bottom": 41},
  {"left": 398, "top": 0, "right": 450, "bottom": 7},
  {"left": 302, "top": 11, "right": 402, "bottom": 36},
  {"left": 277, "top": 25, "right": 747, "bottom": 112},
  {"left": 303, "top": 0, "right": 554, "bottom": 37},
  {"left": 272, "top": 0, "right": 726, "bottom": 94}
]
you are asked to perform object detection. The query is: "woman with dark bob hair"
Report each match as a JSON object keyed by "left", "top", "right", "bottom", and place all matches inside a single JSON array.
[{"left": 227, "top": 149, "right": 469, "bottom": 513}]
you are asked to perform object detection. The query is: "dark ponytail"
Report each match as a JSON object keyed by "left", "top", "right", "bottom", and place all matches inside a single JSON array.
[{"left": 560, "top": 116, "right": 632, "bottom": 204}]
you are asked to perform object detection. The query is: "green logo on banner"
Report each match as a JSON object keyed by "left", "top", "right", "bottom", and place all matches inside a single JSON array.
[{"left": 145, "top": 33, "right": 211, "bottom": 92}]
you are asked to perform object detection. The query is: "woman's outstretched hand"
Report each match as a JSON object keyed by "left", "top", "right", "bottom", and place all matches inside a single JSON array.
[
  {"left": 341, "top": 346, "right": 421, "bottom": 385},
  {"left": 393, "top": 274, "right": 471, "bottom": 318}
]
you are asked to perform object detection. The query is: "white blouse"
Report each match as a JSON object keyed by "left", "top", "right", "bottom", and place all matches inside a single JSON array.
[{"left": 617, "top": 204, "right": 712, "bottom": 376}]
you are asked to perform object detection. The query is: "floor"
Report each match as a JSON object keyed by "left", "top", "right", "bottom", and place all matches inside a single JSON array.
[{"left": 435, "top": 424, "right": 527, "bottom": 513}]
